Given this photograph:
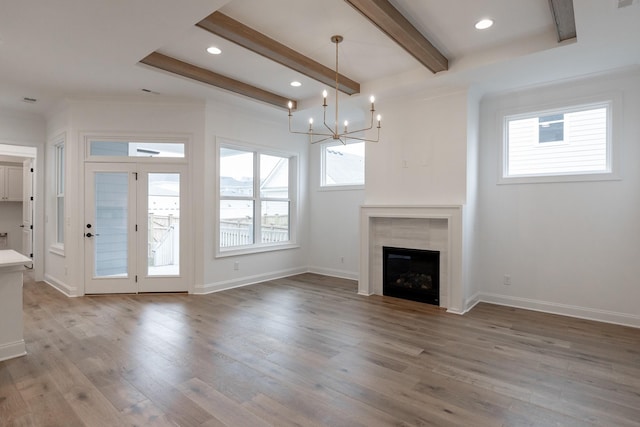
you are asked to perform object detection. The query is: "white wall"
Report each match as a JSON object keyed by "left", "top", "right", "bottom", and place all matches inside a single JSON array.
[
  {"left": 463, "top": 90, "right": 481, "bottom": 307},
  {"left": 476, "top": 68, "right": 640, "bottom": 327},
  {"left": 307, "top": 141, "right": 363, "bottom": 279},
  {"left": 365, "top": 90, "right": 468, "bottom": 205},
  {"left": 199, "top": 102, "right": 310, "bottom": 292},
  {"left": 305, "top": 89, "right": 473, "bottom": 281}
]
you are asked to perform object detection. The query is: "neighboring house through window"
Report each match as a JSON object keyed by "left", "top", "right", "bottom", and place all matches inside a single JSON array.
[
  {"left": 321, "top": 141, "right": 364, "bottom": 188},
  {"left": 502, "top": 100, "right": 615, "bottom": 183}
]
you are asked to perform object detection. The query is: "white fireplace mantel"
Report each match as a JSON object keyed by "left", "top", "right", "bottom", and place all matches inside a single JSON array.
[{"left": 359, "top": 205, "right": 465, "bottom": 314}]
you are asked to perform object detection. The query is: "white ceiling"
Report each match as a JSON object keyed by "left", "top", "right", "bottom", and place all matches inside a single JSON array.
[{"left": 0, "top": 0, "right": 638, "bottom": 117}]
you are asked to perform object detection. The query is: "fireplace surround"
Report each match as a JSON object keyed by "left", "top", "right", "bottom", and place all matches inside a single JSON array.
[{"left": 359, "top": 205, "right": 464, "bottom": 314}]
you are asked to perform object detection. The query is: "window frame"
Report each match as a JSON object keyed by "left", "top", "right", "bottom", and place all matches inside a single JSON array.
[
  {"left": 320, "top": 140, "right": 365, "bottom": 191},
  {"left": 216, "top": 138, "right": 298, "bottom": 257},
  {"left": 498, "top": 96, "right": 621, "bottom": 185},
  {"left": 55, "top": 142, "right": 65, "bottom": 246},
  {"left": 84, "top": 134, "right": 189, "bottom": 164}
]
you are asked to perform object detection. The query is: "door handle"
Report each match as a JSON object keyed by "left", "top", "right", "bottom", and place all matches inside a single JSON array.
[{"left": 85, "top": 232, "right": 100, "bottom": 238}]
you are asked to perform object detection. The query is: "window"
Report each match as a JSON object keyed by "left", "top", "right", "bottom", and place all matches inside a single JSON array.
[
  {"left": 89, "top": 141, "right": 185, "bottom": 158},
  {"left": 321, "top": 141, "right": 364, "bottom": 188},
  {"left": 503, "top": 101, "right": 613, "bottom": 182},
  {"left": 55, "top": 143, "right": 65, "bottom": 245},
  {"left": 218, "top": 143, "right": 296, "bottom": 253}
]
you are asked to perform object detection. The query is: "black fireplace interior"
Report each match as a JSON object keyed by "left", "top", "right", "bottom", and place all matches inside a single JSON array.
[{"left": 383, "top": 246, "right": 440, "bottom": 306}]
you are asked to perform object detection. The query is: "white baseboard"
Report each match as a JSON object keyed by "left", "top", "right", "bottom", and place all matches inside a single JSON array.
[
  {"left": 464, "top": 292, "right": 482, "bottom": 313},
  {"left": 0, "top": 340, "right": 26, "bottom": 362},
  {"left": 44, "top": 274, "right": 78, "bottom": 297},
  {"left": 478, "top": 292, "right": 640, "bottom": 329},
  {"left": 307, "top": 266, "right": 358, "bottom": 281},
  {"left": 194, "top": 267, "right": 308, "bottom": 295}
]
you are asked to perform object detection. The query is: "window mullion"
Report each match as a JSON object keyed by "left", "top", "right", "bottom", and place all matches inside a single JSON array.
[{"left": 254, "top": 151, "right": 260, "bottom": 244}]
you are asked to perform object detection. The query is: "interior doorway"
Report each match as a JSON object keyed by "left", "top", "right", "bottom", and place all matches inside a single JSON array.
[{"left": 0, "top": 144, "right": 37, "bottom": 273}]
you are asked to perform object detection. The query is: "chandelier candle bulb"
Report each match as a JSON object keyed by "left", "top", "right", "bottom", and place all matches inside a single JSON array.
[
  {"left": 377, "top": 115, "right": 382, "bottom": 128},
  {"left": 344, "top": 120, "right": 348, "bottom": 133},
  {"left": 370, "top": 95, "right": 375, "bottom": 111},
  {"left": 309, "top": 118, "right": 314, "bottom": 131},
  {"left": 322, "top": 90, "right": 328, "bottom": 107}
]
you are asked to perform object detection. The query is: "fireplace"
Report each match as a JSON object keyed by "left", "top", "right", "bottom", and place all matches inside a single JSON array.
[
  {"left": 360, "top": 205, "right": 463, "bottom": 313},
  {"left": 383, "top": 246, "right": 440, "bottom": 306}
]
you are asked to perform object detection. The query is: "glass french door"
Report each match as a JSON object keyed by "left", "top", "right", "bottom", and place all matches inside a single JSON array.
[{"left": 84, "top": 163, "right": 187, "bottom": 294}]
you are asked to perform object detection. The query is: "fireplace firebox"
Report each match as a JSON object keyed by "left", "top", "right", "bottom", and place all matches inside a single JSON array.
[{"left": 383, "top": 246, "right": 439, "bottom": 306}]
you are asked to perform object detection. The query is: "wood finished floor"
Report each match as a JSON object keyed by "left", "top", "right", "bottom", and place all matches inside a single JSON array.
[{"left": 1, "top": 273, "right": 639, "bottom": 426}]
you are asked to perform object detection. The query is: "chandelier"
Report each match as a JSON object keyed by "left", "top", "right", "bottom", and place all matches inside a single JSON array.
[{"left": 287, "top": 35, "right": 381, "bottom": 145}]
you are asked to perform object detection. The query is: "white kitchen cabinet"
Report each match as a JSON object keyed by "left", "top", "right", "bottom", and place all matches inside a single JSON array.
[{"left": 0, "top": 166, "right": 23, "bottom": 202}]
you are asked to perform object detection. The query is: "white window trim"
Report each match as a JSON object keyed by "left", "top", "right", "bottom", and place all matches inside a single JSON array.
[
  {"left": 215, "top": 138, "right": 299, "bottom": 258},
  {"left": 498, "top": 93, "right": 622, "bottom": 185},
  {"left": 55, "top": 142, "right": 65, "bottom": 247},
  {"left": 320, "top": 140, "right": 365, "bottom": 190}
]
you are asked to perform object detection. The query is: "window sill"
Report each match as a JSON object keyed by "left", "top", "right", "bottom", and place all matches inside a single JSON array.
[
  {"left": 498, "top": 171, "right": 621, "bottom": 185},
  {"left": 216, "top": 242, "right": 300, "bottom": 258},
  {"left": 318, "top": 184, "right": 364, "bottom": 192},
  {"left": 49, "top": 244, "right": 65, "bottom": 257}
]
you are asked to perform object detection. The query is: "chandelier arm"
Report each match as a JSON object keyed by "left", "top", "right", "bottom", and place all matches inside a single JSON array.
[
  {"left": 338, "top": 127, "right": 381, "bottom": 143},
  {"left": 310, "top": 135, "right": 334, "bottom": 144},
  {"left": 289, "top": 130, "right": 334, "bottom": 138},
  {"left": 289, "top": 115, "right": 334, "bottom": 137},
  {"left": 334, "top": 110, "right": 376, "bottom": 136}
]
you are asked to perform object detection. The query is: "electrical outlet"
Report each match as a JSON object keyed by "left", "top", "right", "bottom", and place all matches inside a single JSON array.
[
  {"left": 234, "top": 261, "right": 239, "bottom": 271},
  {"left": 503, "top": 274, "right": 511, "bottom": 286}
]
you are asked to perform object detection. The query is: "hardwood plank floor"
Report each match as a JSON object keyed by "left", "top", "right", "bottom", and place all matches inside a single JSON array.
[{"left": 1, "top": 273, "right": 639, "bottom": 426}]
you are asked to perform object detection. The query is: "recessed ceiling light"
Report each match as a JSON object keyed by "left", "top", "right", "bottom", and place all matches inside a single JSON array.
[
  {"left": 475, "top": 18, "right": 494, "bottom": 30},
  {"left": 290, "top": 81, "right": 302, "bottom": 87},
  {"left": 206, "top": 46, "right": 222, "bottom": 55}
]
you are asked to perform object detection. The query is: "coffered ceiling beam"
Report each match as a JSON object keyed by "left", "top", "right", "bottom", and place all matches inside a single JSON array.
[
  {"left": 548, "top": 0, "right": 577, "bottom": 42},
  {"left": 197, "top": 12, "right": 360, "bottom": 95},
  {"left": 140, "top": 52, "right": 296, "bottom": 110},
  {"left": 343, "top": 0, "right": 448, "bottom": 74}
]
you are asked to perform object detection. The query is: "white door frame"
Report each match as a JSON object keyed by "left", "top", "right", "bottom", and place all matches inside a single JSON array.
[{"left": 84, "top": 162, "right": 188, "bottom": 294}]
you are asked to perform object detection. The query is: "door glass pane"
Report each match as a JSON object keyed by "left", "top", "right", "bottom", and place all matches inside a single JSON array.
[
  {"left": 148, "top": 173, "right": 180, "bottom": 276},
  {"left": 95, "top": 172, "right": 128, "bottom": 278}
]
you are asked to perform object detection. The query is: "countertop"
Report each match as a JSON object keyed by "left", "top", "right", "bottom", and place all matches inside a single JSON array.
[{"left": 0, "top": 250, "right": 32, "bottom": 268}]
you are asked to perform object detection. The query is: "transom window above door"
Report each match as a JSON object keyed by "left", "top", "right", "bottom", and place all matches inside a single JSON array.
[{"left": 86, "top": 138, "right": 186, "bottom": 161}]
